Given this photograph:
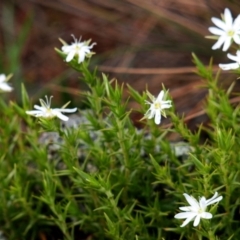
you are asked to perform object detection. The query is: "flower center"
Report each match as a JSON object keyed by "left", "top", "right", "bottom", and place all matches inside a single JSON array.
[
  {"left": 227, "top": 30, "right": 235, "bottom": 37},
  {"left": 154, "top": 102, "right": 161, "bottom": 109},
  {"left": 46, "top": 108, "right": 54, "bottom": 117},
  {"left": 198, "top": 208, "right": 203, "bottom": 214},
  {"left": 75, "top": 45, "right": 81, "bottom": 50}
]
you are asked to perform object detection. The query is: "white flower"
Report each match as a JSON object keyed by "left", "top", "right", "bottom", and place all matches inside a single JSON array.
[
  {"left": 208, "top": 8, "right": 240, "bottom": 51},
  {"left": 26, "top": 96, "right": 77, "bottom": 121},
  {"left": 144, "top": 90, "right": 172, "bottom": 125},
  {"left": 0, "top": 74, "right": 13, "bottom": 92},
  {"left": 219, "top": 50, "right": 240, "bottom": 70},
  {"left": 61, "top": 35, "right": 96, "bottom": 63},
  {"left": 174, "top": 192, "right": 223, "bottom": 227}
]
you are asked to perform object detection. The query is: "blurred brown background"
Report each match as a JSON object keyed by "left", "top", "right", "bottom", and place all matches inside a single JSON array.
[{"left": 1, "top": 0, "right": 240, "bottom": 128}]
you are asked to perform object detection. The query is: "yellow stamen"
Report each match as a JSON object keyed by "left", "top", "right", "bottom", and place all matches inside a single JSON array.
[
  {"left": 227, "top": 30, "right": 235, "bottom": 37},
  {"left": 154, "top": 102, "right": 161, "bottom": 109}
]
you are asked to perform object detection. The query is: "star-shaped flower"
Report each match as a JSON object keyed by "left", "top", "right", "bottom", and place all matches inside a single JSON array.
[
  {"left": 143, "top": 90, "right": 172, "bottom": 125},
  {"left": 219, "top": 50, "right": 240, "bottom": 70},
  {"left": 174, "top": 192, "right": 223, "bottom": 227},
  {"left": 208, "top": 8, "right": 240, "bottom": 51},
  {"left": 26, "top": 96, "right": 77, "bottom": 121},
  {"left": 0, "top": 74, "right": 13, "bottom": 92},
  {"left": 61, "top": 35, "right": 96, "bottom": 64}
]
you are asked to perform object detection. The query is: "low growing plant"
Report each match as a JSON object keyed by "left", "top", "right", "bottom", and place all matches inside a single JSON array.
[{"left": 1, "top": 8, "right": 240, "bottom": 240}]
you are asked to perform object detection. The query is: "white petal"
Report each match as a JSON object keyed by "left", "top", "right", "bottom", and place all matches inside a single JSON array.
[
  {"left": 180, "top": 218, "right": 193, "bottom": 227},
  {"left": 219, "top": 63, "right": 239, "bottom": 70},
  {"left": 54, "top": 107, "right": 77, "bottom": 113},
  {"left": 156, "top": 90, "right": 164, "bottom": 102},
  {"left": 61, "top": 45, "right": 71, "bottom": 53},
  {"left": 212, "top": 35, "right": 227, "bottom": 50},
  {"left": 222, "top": 37, "right": 232, "bottom": 51},
  {"left": 183, "top": 193, "right": 199, "bottom": 209},
  {"left": 206, "top": 196, "right": 223, "bottom": 206},
  {"left": 33, "top": 105, "right": 45, "bottom": 111},
  {"left": 227, "top": 53, "right": 239, "bottom": 61},
  {"left": 174, "top": 212, "right": 196, "bottom": 219},
  {"left": 179, "top": 206, "right": 191, "bottom": 211},
  {"left": 200, "top": 212, "right": 212, "bottom": 219},
  {"left": 26, "top": 110, "right": 42, "bottom": 115},
  {"left": 54, "top": 111, "right": 69, "bottom": 121},
  {"left": 233, "top": 15, "right": 240, "bottom": 30},
  {"left": 208, "top": 27, "right": 225, "bottom": 35},
  {"left": 0, "top": 74, "right": 6, "bottom": 82},
  {"left": 233, "top": 34, "right": 240, "bottom": 44},
  {"left": 161, "top": 102, "right": 172, "bottom": 109},
  {"left": 180, "top": 214, "right": 197, "bottom": 227},
  {"left": 66, "top": 50, "right": 76, "bottom": 62},
  {"left": 205, "top": 192, "right": 218, "bottom": 204},
  {"left": 211, "top": 17, "right": 227, "bottom": 30},
  {"left": 0, "top": 83, "right": 13, "bottom": 91},
  {"left": 193, "top": 215, "right": 201, "bottom": 227},
  {"left": 224, "top": 8, "right": 233, "bottom": 27},
  {"left": 199, "top": 196, "right": 207, "bottom": 210},
  {"left": 147, "top": 109, "right": 155, "bottom": 119},
  {"left": 236, "top": 50, "right": 240, "bottom": 57},
  {"left": 154, "top": 110, "right": 161, "bottom": 124},
  {"left": 82, "top": 46, "right": 91, "bottom": 54},
  {"left": 77, "top": 50, "right": 85, "bottom": 63}
]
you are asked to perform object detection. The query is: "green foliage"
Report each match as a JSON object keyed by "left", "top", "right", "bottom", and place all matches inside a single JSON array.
[{"left": 1, "top": 51, "right": 240, "bottom": 240}]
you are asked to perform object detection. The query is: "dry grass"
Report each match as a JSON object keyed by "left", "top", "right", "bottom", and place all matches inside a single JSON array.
[{"left": 1, "top": 0, "right": 240, "bottom": 130}]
